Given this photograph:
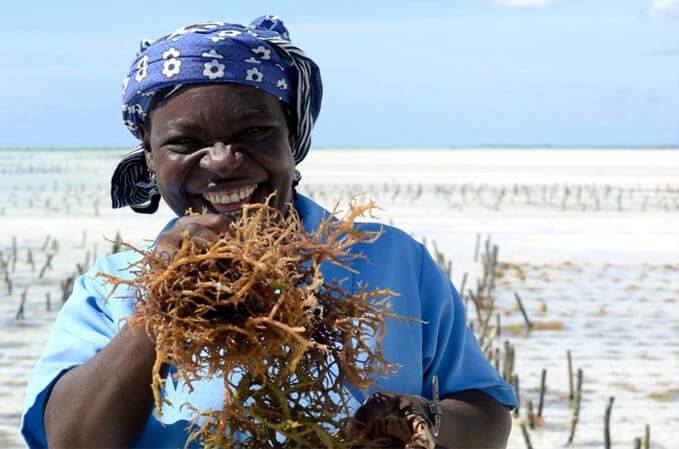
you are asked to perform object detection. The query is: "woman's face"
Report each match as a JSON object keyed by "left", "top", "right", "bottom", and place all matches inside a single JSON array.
[{"left": 143, "top": 83, "right": 296, "bottom": 217}]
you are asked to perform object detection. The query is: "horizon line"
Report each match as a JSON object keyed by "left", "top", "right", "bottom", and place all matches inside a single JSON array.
[{"left": 0, "top": 144, "right": 678, "bottom": 151}]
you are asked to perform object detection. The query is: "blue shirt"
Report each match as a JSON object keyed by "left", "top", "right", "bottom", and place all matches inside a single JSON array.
[{"left": 21, "top": 194, "right": 517, "bottom": 448}]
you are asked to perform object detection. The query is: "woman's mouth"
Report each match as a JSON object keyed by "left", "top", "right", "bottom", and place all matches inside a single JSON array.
[{"left": 202, "top": 184, "right": 258, "bottom": 214}]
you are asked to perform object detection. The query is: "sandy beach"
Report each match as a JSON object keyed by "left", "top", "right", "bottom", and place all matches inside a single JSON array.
[{"left": 1, "top": 148, "right": 678, "bottom": 448}]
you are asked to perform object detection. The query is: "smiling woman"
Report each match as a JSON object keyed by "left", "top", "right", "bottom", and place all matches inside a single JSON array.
[{"left": 21, "top": 15, "right": 517, "bottom": 449}]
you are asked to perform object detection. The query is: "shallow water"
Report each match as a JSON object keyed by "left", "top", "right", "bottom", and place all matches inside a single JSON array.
[{"left": 1, "top": 149, "right": 677, "bottom": 448}]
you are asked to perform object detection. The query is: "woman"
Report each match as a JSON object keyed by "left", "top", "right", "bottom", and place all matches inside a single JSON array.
[{"left": 22, "top": 16, "right": 516, "bottom": 448}]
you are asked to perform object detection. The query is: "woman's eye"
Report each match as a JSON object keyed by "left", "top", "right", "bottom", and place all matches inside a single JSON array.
[
  {"left": 174, "top": 138, "right": 198, "bottom": 145},
  {"left": 243, "top": 127, "right": 270, "bottom": 136},
  {"left": 165, "top": 139, "right": 201, "bottom": 152}
]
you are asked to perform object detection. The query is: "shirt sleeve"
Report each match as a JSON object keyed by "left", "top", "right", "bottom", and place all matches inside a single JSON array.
[
  {"left": 418, "top": 244, "right": 518, "bottom": 409},
  {"left": 20, "top": 255, "right": 134, "bottom": 448}
]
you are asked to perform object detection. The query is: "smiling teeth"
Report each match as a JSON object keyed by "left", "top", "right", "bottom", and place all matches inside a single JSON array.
[{"left": 204, "top": 185, "right": 257, "bottom": 205}]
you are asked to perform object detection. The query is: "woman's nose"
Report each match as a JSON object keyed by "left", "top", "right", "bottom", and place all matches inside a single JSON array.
[{"left": 198, "top": 141, "right": 244, "bottom": 177}]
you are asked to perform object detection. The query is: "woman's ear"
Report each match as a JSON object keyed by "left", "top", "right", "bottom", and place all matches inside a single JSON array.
[
  {"left": 288, "top": 131, "right": 298, "bottom": 150},
  {"left": 139, "top": 123, "right": 155, "bottom": 172},
  {"left": 281, "top": 103, "right": 297, "bottom": 149}
]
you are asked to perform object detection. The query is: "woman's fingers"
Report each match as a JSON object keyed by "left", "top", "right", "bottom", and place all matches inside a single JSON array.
[
  {"left": 154, "top": 214, "right": 232, "bottom": 260},
  {"left": 352, "top": 392, "right": 398, "bottom": 439},
  {"left": 178, "top": 214, "right": 233, "bottom": 233},
  {"left": 352, "top": 392, "right": 439, "bottom": 449},
  {"left": 178, "top": 222, "right": 220, "bottom": 247},
  {"left": 405, "top": 414, "right": 436, "bottom": 449}
]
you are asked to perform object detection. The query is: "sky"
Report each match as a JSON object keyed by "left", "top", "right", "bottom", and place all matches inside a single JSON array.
[{"left": 0, "top": 0, "right": 677, "bottom": 148}]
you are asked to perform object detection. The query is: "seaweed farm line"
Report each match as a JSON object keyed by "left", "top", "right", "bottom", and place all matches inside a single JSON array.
[{"left": 1, "top": 148, "right": 678, "bottom": 448}]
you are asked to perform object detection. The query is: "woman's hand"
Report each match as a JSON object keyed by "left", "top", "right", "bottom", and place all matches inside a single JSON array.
[
  {"left": 154, "top": 214, "right": 233, "bottom": 261},
  {"left": 351, "top": 389, "right": 512, "bottom": 449},
  {"left": 351, "top": 392, "right": 440, "bottom": 449}
]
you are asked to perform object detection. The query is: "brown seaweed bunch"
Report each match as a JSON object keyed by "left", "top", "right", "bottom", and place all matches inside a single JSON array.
[{"left": 99, "top": 197, "right": 400, "bottom": 448}]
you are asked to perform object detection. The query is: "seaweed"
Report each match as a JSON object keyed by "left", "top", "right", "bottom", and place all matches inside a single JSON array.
[{"left": 98, "top": 197, "right": 400, "bottom": 448}]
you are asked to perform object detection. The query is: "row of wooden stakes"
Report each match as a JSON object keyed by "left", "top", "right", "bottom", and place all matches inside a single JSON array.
[{"left": 425, "top": 233, "right": 653, "bottom": 449}]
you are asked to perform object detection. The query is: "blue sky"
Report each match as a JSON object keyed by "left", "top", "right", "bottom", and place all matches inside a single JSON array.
[{"left": 0, "top": 0, "right": 677, "bottom": 147}]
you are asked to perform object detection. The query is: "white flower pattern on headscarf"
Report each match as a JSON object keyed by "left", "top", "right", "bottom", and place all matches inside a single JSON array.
[
  {"left": 123, "top": 119, "right": 137, "bottom": 131},
  {"left": 122, "top": 103, "right": 143, "bottom": 115},
  {"left": 277, "top": 79, "right": 288, "bottom": 90},
  {"left": 201, "top": 49, "right": 223, "bottom": 59},
  {"left": 135, "top": 55, "right": 149, "bottom": 82},
  {"left": 203, "top": 60, "right": 226, "bottom": 80},
  {"left": 162, "top": 48, "right": 181, "bottom": 59},
  {"left": 162, "top": 59, "right": 181, "bottom": 78},
  {"left": 209, "top": 29, "right": 242, "bottom": 42},
  {"left": 251, "top": 45, "right": 271, "bottom": 60},
  {"left": 161, "top": 47, "right": 182, "bottom": 78},
  {"left": 167, "top": 22, "right": 223, "bottom": 41},
  {"left": 245, "top": 67, "right": 264, "bottom": 82}
]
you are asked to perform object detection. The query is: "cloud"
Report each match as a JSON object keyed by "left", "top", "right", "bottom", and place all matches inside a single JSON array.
[
  {"left": 647, "top": 0, "right": 679, "bottom": 18},
  {"left": 493, "top": 0, "right": 556, "bottom": 7}
]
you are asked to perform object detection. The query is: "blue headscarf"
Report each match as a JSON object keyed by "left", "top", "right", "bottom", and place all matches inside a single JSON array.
[{"left": 111, "top": 15, "right": 322, "bottom": 213}]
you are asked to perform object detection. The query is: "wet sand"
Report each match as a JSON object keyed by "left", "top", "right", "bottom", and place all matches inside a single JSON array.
[{"left": 1, "top": 148, "right": 677, "bottom": 448}]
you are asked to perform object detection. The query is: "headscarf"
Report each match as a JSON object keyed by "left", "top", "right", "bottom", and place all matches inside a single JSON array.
[{"left": 111, "top": 15, "right": 322, "bottom": 213}]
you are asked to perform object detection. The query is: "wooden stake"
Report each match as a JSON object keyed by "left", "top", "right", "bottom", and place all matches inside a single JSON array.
[
  {"left": 503, "top": 340, "right": 512, "bottom": 380},
  {"left": 643, "top": 424, "right": 649, "bottom": 449},
  {"left": 567, "top": 368, "right": 583, "bottom": 445},
  {"left": 538, "top": 368, "right": 547, "bottom": 418},
  {"left": 112, "top": 231, "right": 122, "bottom": 254},
  {"left": 512, "top": 374, "right": 520, "bottom": 417},
  {"left": 489, "top": 244, "right": 499, "bottom": 292},
  {"left": 60, "top": 275, "right": 75, "bottom": 302},
  {"left": 515, "top": 292, "right": 533, "bottom": 331},
  {"left": 567, "top": 350, "right": 574, "bottom": 405},
  {"left": 5, "top": 272, "right": 12, "bottom": 296},
  {"left": 520, "top": 422, "right": 533, "bottom": 449},
  {"left": 634, "top": 437, "right": 641, "bottom": 449},
  {"left": 604, "top": 396, "right": 614, "bottom": 449},
  {"left": 561, "top": 187, "right": 570, "bottom": 210},
  {"left": 494, "top": 347, "right": 500, "bottom": 371},
  {"left": 16, "top": 286, "right": 28, "bottom": 320},
  {"left": 527, "top": 400, "right": 535, "bottom": 429},
  {"left": 509, "top": 344, "right": 515, "bottom": 378},
  {"left": 468, "top": 289, "right": 483, "bottom": 324},
  {"left": 39, "top": 252, "right": 55, "bottom": 279},
  {"left": 10, "top": 236, "right": 17, "bottom": 272},
  {"left": 27, "top": 249, "right": 35, "bottom": 272},
  {"left": 459, "top": 272, "right": 468, "bottom": 300},
  {"left": 478, "top": 293, "right": 495, "bottom": 346}
]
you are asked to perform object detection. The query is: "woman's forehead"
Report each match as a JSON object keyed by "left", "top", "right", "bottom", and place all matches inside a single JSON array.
[{"left": 150, "top": 84, "right": 285, "bottom": 126}]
